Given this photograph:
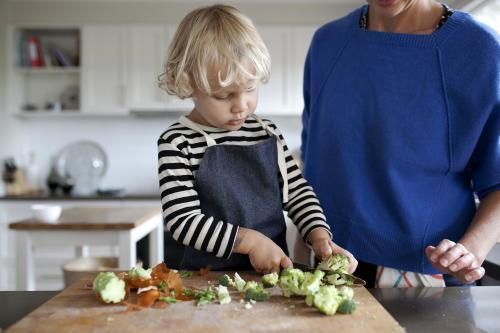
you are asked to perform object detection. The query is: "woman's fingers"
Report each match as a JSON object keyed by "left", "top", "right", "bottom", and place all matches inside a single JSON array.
[
  {"left": 449, "top": 252, "right": 476, "bottom": 272},
  {"left": 429, "top": 239, "right": 456, "bottom": 263},
  {"left": 439, "top": 243, "right": 467, "bottom": 268}
]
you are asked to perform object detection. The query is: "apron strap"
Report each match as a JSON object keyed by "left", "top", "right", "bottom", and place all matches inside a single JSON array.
[
  {"left": 253, "top": 115, "right": 289, "bottom": 204},
  {"left": 179, "top": 116, "right": 217, "bottom": 146}
]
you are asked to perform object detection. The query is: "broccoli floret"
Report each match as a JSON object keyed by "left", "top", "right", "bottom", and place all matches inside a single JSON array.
[
  {"left": 234, "top": 273, "right": 246, "bottom": 292},
  {"left": 92, "top": 272, "right": 126, "bottom": 304},
  {"left": 337, "top": 286, "right": 354, "bottom": 300},
  {"left": 194, "top": 286, "right": 216, "bottom": 307},
  {"left": 262, "top": 272, "right": 279, "bottom": 288},
  {"left": 279, "top": 268, "right": 305, "bottom": 297},
  {"left": 245, "top": 287, "right": 270, "bottom": 302},
  {"left": 219, "top": 274, "right": 235, "bottom": 288},
  {"left": 337, "top": 298, "right": 357, "bottom": 314},
  {"left": 128, "top": 267, "right": 152, "bottom": 280},
  {"left": 317, "top": 254, "right": 349, "bottom": 273},
  {"left": 312, "top": 286, "right": 340, "bottom": 315},
  {"left": 216, "top": 285, "right": 231, "bottom": 305},
  {"left": 300, "top": 270, "right": 325, "bottom": 295},
  {"left": 243, "top": 281, "right": 260, "bottom": 292}
]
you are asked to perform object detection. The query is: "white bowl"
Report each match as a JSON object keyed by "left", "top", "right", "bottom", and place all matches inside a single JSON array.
[{"left": 31, "top": 204, "right": 62, "bottom": 223}]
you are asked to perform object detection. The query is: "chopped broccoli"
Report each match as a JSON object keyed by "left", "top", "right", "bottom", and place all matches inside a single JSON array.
[
  {"left": 178, "top": 270, "right": 192, "bottom": 278},
  {"left": 278, "top": 268, "right": 305, "bottom": 297},
  {"left": 317, "top": 254, "right": 349, "bottom": 274},
  {"left": 159, "top": 296, "right": 178, "bottom": 304},
  {"left": 262, "top": 272, "right": 279, "bottom": 288},
  {"left": 305, "top": 292, "right": 315, "bottom": 306},
  {"left": 243, "top": 281, "right": 260, "bottom": 292},
  {"left": 92, "top": 272, "right": 126, "bottom": 304},
  {"left": 337, "top": 286, "right": 354, "bottom": 300},
  {"left": 216, "top": 285, "right": 232, "bottom": 305},
  {"left": 245, "top": 287, "right": 270, "bottom": 302},
  {"left": 128, "top": 267, "right": 152, "bottom": 280},
  {"left": 311, "top": 286, "right": 340, "bottom": 315},
  {"left": 337, "top": 298, "right": 357, "bottom": 314},
  {"left": 234, "top": 273, "right": 246, "bottom": 292},
  {"left": 219, "top": 274, "right": 235, "bottom": 287},
  {"left": 194, "top": 286, "right": 216, "bottom": 307},
  {"left": 300, "top": 270, "right": 325, "bottom": 295}
]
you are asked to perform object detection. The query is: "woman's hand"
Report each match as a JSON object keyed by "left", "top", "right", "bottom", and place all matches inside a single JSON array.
[
  {"left": 233, "top": 228, "right": 292, "bottom": 274},
  {"left": 308, "top": 228, "right": 358, "bottom": 274},
  {"left": 425, "top": 239, "right": 485, "bottom": 283}
]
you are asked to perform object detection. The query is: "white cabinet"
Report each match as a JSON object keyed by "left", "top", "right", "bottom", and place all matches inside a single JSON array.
[
  {"left": 290, "top": 26, "right": 315, "bottom": 114},
  {"left": 257, "top": 26, "right": 292, "bottom": 115},
  {"left": 127, "top": 26, "right": 168, "bottom": 111},
  {"left": 81, "top": 26, "right": 128, "bottom": 114},
  {"left": 255, "top": 25, "right": 315, "bottom": 116},
  {"left": 127, "top": 26, "right": 193, "bottom": 113}
]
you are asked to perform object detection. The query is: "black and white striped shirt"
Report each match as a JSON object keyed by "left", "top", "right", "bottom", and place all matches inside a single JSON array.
[{"left": 158, "top": 116, "right": 330, "bottom": 259}]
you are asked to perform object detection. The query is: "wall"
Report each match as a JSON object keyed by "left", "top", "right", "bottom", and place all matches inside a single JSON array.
[{"left": 0, "top": 1, "right": 362, "bottom": 194}]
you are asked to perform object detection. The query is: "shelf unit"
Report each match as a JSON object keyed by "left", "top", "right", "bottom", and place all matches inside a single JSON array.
[{"left": 7, "top": 27, "right": 81, "bottom": 115}]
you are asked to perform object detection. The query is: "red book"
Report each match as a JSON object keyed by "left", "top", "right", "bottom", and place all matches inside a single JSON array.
[{"left": 27, "top": 36, "right": 43, "bottom": 67}]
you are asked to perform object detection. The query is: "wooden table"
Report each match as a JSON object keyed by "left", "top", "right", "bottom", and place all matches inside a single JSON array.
[
  {"left": 9, "top": 206, "right": 163, "bottom": 291},
  {"left": 4, "top": 272, "right": 404, "bottom": 333}
]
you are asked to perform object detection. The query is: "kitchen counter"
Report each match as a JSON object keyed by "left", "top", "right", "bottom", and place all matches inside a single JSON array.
[{"left": 2, "top": 286, "right": 499, "bottom": 332}]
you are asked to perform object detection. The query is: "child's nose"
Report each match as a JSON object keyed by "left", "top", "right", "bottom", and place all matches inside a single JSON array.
[{"left": 231, "top": 95, "right": 249, "bottom": 114}]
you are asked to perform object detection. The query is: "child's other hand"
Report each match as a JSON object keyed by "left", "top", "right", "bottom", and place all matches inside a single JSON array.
[
  {"left": 425, "top": 239, "right": 485, "bottom": 284},
  {"left": 246, "top": 230, "right": 292, "bottom": 274},
  {"left": 308, "top": 228, "right": 358, "bottom": 274}
]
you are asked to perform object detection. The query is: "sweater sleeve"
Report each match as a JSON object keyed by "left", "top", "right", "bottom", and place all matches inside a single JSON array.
[
  {"left": 157, "top": 138, "right": 238, "bottom": 259},
  {"left": 265, "top": 121, "right": 332, "bottom": 242}
]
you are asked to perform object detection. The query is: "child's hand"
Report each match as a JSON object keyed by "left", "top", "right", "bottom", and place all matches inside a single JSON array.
[
  {"left": 307, "top": 228, "right": 358, "bottom": 274},
  {"left": 233, "top": 228, "right": 292, "bottom": 274},
  {"left": 425, "top": 239, "right": 485, "bottom": 284}
]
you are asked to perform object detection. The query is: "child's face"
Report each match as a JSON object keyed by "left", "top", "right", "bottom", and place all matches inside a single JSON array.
[{"left": 189, "top": 69, "right": 259, "bottom": 130}]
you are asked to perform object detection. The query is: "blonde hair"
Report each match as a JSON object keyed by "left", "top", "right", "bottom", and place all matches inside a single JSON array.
[{"left": 158, "top": 4, "right": 271, "bottom": 99}]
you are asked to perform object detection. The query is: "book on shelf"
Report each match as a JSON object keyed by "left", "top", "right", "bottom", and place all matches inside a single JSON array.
[
  {"left": 27, "top": 35, "right": 44, "bottom": 67},
  {"left": 51, "top": 47, "right": 72, "bottom": 67}
]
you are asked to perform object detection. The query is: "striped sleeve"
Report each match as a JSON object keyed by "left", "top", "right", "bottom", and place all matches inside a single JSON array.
[
  {"left": 265, "top": 120, "right": 332, "bottom": 242},
  {"left": 157, "top": 137, "right": 238, "bottom": 259}
]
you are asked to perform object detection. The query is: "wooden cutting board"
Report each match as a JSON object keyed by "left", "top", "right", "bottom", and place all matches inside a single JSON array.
[{"left": 6, "top": 272, "right": 405, "bottom": 333}]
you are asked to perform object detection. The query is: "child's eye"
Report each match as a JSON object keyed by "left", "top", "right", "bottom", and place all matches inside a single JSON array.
[
  {"left": 213, "top": 95, "right": 230, "bottom": 100},
  {"left": 245, "top": 86, "right": 256, "bottom": 92}
]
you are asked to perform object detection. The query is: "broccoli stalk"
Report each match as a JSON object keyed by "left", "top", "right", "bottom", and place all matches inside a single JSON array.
[
  {"left": 234, "top": 273, "right": 246, "bottom": 292},
  {"left": 128, "top": 267, "right": 152, "bottom": 280},
  {"left": 262, "top": 272, "right": 279, "bottom": 288},
  {"left": 278, "top": 268, "right": 305, "bottom": 297}
]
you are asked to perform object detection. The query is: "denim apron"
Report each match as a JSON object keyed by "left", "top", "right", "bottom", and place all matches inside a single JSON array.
[{"left": 164, "top": 115, "right": 289, "bottom": 270}]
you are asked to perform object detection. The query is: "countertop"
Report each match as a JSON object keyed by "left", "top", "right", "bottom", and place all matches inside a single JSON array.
[{"left": 2, "top": 286, "right": 499, "bottom": 332}]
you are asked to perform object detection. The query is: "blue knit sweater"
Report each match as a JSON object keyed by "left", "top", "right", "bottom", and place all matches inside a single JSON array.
[{"left": 301, "top": 6, "right": 500, "bottom": 274}]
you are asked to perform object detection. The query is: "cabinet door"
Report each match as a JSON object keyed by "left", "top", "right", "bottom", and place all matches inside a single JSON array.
[
  {"left": 81, "top": 26, "right": 128, "bottom": 114},
  {"left": 256, "top": 26, "right": 292, "bottom": 115},
  {"left": 290, "top": 26, "right": 316, "bottom": 115},
  {"left": 127, "top": 26, "right": 168, "bottom": 111}
]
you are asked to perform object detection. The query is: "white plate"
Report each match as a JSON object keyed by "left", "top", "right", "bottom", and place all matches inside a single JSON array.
[{"left": 55, "top": 140, "right": 107, "bottom": 195}]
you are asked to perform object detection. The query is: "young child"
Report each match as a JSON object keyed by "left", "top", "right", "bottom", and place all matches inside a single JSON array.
[{"left": 157, "top": 4, "right": 356, "bottom": 274}]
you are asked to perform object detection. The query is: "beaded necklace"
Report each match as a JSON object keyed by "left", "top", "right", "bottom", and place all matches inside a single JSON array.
[{"left": 359, "top": 3, "right": 454, "bottom": 31}]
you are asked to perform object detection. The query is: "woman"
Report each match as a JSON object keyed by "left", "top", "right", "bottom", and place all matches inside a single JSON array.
[{"left": 301, "top": 0, "right": 499, "bottom": 287}]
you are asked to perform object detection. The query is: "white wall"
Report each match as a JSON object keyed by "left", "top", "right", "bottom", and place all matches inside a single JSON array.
[{"left": 0, "top": 1, "right": 361, "bottom": 194}]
